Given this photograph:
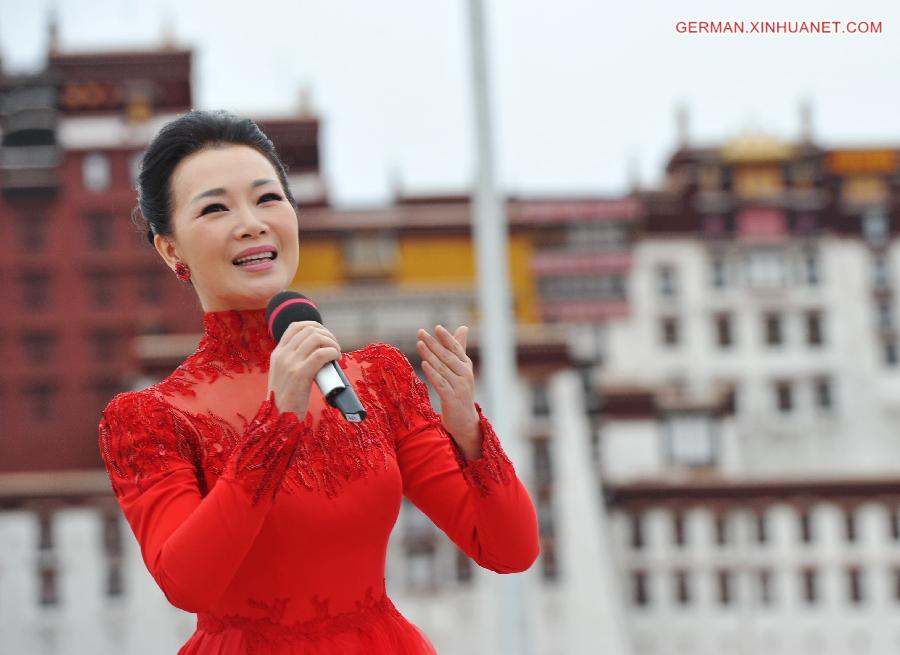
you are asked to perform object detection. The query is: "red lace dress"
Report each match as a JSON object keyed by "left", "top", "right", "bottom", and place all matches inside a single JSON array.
[{"left": 98, "top": 307, "right": 540, "bottom": 654}]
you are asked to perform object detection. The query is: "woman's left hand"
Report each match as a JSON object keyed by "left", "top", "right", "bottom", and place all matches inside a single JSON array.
[{"left": 415, "top": 324, "right": 483, "bottom": 460}]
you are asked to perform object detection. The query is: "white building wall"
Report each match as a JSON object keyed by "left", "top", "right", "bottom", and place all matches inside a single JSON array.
[
  {"left": 603, "top": 237, "right": 900, "bottom": 479},
  {"left": 610, "top": 502, "right": 900, "bottom": 655},
  {"left": 598, "top": 233, "right": 900, "bottom": 654}
]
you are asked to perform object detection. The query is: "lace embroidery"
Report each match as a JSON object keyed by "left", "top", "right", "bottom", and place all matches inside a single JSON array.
[
  {"left": 221, "top": 390, "right": 313, "bottom": 505},
  {"left": 275, "top": 346, "right": 401, "bottom": 498},
  {"left": 449, "top": 401, "right": 515, "bottom": 497},
  {"left": 158, "top": 308, "right": 275, "bottom": 398},
  {"left": 99, "top": 389, "right": 309, "bottom": 506},
  {"left": 358, "top": 344, "right": 441, "bottom": 437},
  {"left": 196, "top": 583, "right": 403, "bottom": 650},
  {"left": 361, "top": 342, "right": 516, "bottom": 496},
  {"left": 99, "top": 391, "right": 206, "bottom": 499}
]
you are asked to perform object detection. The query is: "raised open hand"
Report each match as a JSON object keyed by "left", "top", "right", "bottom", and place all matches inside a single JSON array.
[{"left": 415, "top": 324, "right": 483, "bottom": 459}]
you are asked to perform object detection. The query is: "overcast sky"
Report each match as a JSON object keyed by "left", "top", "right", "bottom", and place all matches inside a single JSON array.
[{"left": 2, "top": 0, "right": 899, "bottom": 206}]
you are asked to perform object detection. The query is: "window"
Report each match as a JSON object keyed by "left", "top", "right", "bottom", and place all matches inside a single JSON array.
[
  {"left": 715, "top": 314, "right": 733, "bottom": 348},
  {"left": 539, "top": 535, "right": 558, "bottom": 582},
  {"left": 711, "top": 255, "right": 727, "bottom": 288},
  {"left": 102, "top": 513, "right": 124, "bottom": 597},
  {"left": 774, "top": 380, "right": 793, "bottom": 413},
  {"left": 531, "top": 381, "right": 550, "bottom": 417},
  {"left": 532, "top": 436, "right": 552, "bottom": 487},
  {"left": 764, "top": 313, "right": 783, "bottom": 346},
  {"left": 534, "top": 482, "right": 557, "bottom": 583},
  {"left": 38, "top": 513, "right": 54, "bottom": 550},
  {"left": 93, "top": 379, "right": 122, "bottom": 407},
  {"left": 745, "top": 249, "right": 787, "bottom": 289},
  {"left": 21, "top": 332, "right": 55, "bottom": 364},
  {"left": 673, "top": 512, "right": 687, "bottom": 547},
  {"left": 803, "top": 251, "right": 820, "bottom": 286},
  {"left": 85, "top": 211, "right": 114, "bottom": 250},
  {"left": 799, "top": 509, "right": 813, "bottom": 544},
  {"left": 660, "top": 317, "right": 680, "bottom": 346},
  {"left": 756, "top": 511, "right": 768, "bottom": 544},
  {"left": 137, "top": 269, "right": 164, "bottom": 303},
  {"left": 714, "top": 514, "right": 730, "bottom": 546},
  {"left": 878, "top": 301, "right": 894, "bottom": 331},
  {"left": 814, "top": 378, "right": 832, "bottom": 410},
  {"left": 567, "top": 222, "right": 627, "bottom": 250},
  {"left": 657, "top": 265, "right": 677, "bottom": 297},
  {"left": 674, "top": 570, "right": 690, "bottom": 605},
  {"left": 717, "top": 569, "right": 733, "bottom": 605},
  {"left": 455, "top": 548, "right": 473, "bottom": 584},
  {"left": 847, "top": 567, "right": 863, "bottom": 604},
  {"left": 802, "top": 568, "right": 818, "bottom": 604},
  {"left": 24, "top": 382, "right": 56, "bottom": 421},
  {"left": 874, "top": 253, "right": 891, "bottom": 289},
  {"left": 106, "top": 560, "right": 124, "bottom": 598},
  {"left": 406, "top": 548, "right": 437, "bottom": 593},
  {"left": 20, "top": 272, "right": 50, "bottom": 309},
  {"left": 83, "top": 152, "right": 111, "bottom": 191},
  {"left": 102, "top": 513, "right": 122, "bottom": 556},
  {"left": 87, "top": 272, "right": 116, "bottom": 308},
  {"left": 39, "top": 560, "right": 59, "bottom": 606},
  {"left": 885, "top": 341, "right": 899, "bottom": 367},
  {"left": 806, "top": 311, "right": 823, "bottom": 346},
  {"left": 863, "top": 207, "right": 889, "bottom": 243},
  {"left": 845, "top": 509, "right": 857, "bottom": 543},
  {"left": 758, "top": 569, "right": 774, "bottom": 605},
  {"left": 16, "top": 214, "right": 48, "bottom": 251},
  {"left": 630, "top": 513, "right": 645, "bottom": 550},
  {"left": 88, "top": 330, "right": 121, "bottom": 361},
  {"left": 631, "top": 571, "right": 649, "bottom": 607},
  {"left": 665, "top": 411, "right": 717, "bottom": 467},
  {"left": 343, "top": 233, "right": 398, "bottom": 279}
]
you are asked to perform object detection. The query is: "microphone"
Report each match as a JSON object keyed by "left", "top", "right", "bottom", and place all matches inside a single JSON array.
[{"left": 266, "top": 291, "right": 366, "bottom": 423}]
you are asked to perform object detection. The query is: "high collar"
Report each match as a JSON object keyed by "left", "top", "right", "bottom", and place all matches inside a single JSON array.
[{"left": 197, "top": 307, "right": 275, "bottom": 370}]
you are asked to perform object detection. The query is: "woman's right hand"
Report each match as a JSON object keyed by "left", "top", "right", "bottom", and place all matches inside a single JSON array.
[{"left": 267, "top": 321, "right": 342, "bottom": 419}]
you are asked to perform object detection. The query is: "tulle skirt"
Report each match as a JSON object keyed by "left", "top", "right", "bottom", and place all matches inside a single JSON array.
[{"left": 178, "top": 600, "right": 438, "bottom": 655}]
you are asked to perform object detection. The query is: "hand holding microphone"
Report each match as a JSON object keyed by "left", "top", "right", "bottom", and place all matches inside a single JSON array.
[{"left": 265, "top": 291, "right": 367, "bottom": 422}]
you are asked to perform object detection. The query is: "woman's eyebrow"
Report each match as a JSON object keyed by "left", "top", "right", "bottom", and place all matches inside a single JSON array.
[{"left": 190, "top": 178, "right": 276, "bottom": 204}]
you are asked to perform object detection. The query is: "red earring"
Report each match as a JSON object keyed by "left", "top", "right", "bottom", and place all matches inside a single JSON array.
[{"left": 175, "top": 262, "right": 191, "bottom": 282}]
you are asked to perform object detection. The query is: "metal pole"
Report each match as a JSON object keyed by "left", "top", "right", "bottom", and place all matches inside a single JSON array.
[{"left": 466, "top": 1, "right": 531, "bottom": 653}]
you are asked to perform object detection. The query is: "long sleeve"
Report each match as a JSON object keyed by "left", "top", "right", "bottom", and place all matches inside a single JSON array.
[
  {"left": 374, "top": 344, "right": 540, "bottom": 573},
  {"left": 98, "top": 389, "right": 313, "bottom": 613}
]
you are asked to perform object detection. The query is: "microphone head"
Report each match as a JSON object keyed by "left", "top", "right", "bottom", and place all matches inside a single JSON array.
[{"left": 266, "top": 291, "right": 322, "bottom": 343}]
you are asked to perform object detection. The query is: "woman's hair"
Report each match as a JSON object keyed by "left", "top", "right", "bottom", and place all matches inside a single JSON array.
[{"left": 132, "top": 109, "right": 297, "bottom": 246}]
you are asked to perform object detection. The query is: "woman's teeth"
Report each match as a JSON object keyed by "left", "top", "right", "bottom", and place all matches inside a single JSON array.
[{"left": 233, "top": 253, "right": 276, "bottom": 266}]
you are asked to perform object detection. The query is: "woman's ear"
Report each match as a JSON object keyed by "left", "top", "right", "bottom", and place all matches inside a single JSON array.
[{"left": 154, "top": 233, "right": 181, "bottom": 271}]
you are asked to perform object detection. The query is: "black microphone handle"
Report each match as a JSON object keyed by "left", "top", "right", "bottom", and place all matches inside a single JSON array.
[{"left": 330, "top": 364, "right": 367, "bottom": 423}]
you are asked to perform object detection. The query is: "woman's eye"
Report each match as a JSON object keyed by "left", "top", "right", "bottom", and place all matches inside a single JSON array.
[
  {"left": 200, "top": 203, "right": 227, "bottom": 215},
  {"left": 259, "top": 192, "right": 283, "bottom": 203}
]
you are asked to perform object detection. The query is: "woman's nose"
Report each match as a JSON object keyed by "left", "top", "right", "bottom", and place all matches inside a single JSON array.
[{"left": 237, "top": 208, "right": 268, "bottom": 237}]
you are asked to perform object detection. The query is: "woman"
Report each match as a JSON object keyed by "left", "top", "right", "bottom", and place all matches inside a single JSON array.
[{"left": 98, "top": 110, "right": 540, "bottom": 654}]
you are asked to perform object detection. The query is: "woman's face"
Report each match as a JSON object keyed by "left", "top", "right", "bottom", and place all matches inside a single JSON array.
[{"left": 155, "top": 144, "right": 300, "bottom": 312}]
